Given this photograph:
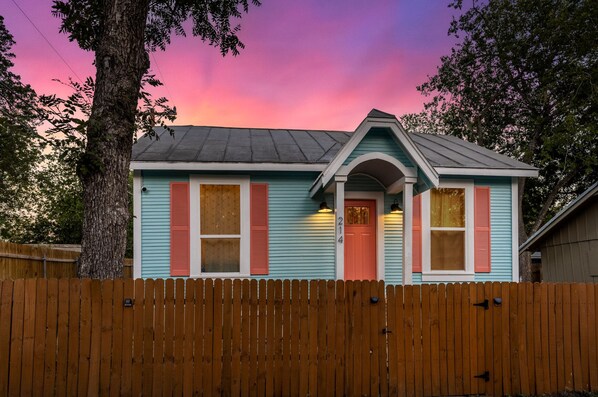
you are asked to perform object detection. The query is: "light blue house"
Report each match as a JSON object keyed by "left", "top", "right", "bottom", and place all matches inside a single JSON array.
[{"left": 131, "top": 109, "right": 537, "bottom": 284}]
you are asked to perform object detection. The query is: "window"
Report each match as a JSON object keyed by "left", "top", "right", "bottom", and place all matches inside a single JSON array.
[
  {"left": 345, "top": 206, "right": 370, "bottom": 225},
  {"left": 422, "top": 181, "right": 474, "bottom": 281},
  {"left": 190, "top": 176, "right": 249, "bottom": 277},
  {"left": 200, "top": 185, "right": 241, "bottom": 272},
  {"left": 430, "top": 188, "right": 465, "bottom": 270}
]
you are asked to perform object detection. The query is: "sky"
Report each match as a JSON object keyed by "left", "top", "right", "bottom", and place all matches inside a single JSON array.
[{"left": 0, "top": 0, "right": 460, "bottom": 131}]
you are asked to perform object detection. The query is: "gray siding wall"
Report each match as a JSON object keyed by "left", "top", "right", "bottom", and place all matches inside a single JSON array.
[{"left": 539, "top": 199, "right": 598, "bottom": 282}]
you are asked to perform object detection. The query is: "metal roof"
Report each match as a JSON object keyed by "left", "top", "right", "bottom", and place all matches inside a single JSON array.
[
  {"left": 132, "top": 125, "right": 536, "bottom": 172},
  {"left": 520, "top": 181, "right": 598, "bottom": 252}
]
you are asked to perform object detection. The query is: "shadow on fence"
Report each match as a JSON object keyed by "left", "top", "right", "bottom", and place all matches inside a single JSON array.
[{"left": 0, "top": 278, "right": 596, "bottom": 396}]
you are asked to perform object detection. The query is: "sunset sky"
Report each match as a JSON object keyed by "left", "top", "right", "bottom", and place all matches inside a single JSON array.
[{"left": 0, "top": 0, "right": 460, "bottom": 131}]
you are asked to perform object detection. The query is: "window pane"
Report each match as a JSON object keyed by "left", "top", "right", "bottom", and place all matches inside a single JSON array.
[
  {"left": 345, "top": 206, "right": 369, "bottom": 225},
  {"left": 201, "top": 238, "right": 240, "bottom": 273},
  {"left": 200, "top": 185, "right": 240, "bottom": 235},
  {"left": 431, "top": 188, "right": 465, "bottom": 228},
  {"left": 431, "top": 230, "right": 465, "bottom": 270}
]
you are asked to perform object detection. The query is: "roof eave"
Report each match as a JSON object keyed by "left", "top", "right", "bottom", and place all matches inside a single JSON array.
[
  {"left": 130, "top": 161, "right": 326, "bottom": 172},
  {"left": 436, "top": 167, "right": 539, "bottom": 178},
  {"left": 519, "top": 181, "right": 598, "bottom": 253}
]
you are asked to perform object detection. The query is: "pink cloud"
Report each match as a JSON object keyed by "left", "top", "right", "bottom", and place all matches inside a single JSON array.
[{"left": 1, "top": 0, "right": 459, "bottom": 131}]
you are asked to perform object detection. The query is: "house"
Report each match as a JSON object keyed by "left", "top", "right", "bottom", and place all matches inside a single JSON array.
[
  {"left": 520, "top": 181, "right": 598, "bottom": 282},
  {"left": 131, "top": 109, "right": 538, "bottom": 284}
]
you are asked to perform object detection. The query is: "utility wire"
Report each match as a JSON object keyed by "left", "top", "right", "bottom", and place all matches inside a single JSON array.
[
  {"left": 150, "top": 52, "right": 175, "bottom": 103},
  {"left": 9, "top": 0, "right": 84, "bottom": 84}
]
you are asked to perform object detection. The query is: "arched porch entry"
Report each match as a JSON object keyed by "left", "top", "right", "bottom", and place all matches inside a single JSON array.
[{"left": 327, "top": 152, "right": 417, "bottom": 283}]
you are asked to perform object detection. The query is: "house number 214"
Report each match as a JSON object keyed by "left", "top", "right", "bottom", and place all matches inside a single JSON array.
[{"left": 337, "top": 217, "right": 343, "bottom": 244}]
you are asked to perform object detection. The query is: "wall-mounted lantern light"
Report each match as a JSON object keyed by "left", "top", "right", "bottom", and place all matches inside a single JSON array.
[
  {"left": 318, "top": 201, "right": 332, "bottom": 213},
  {"left": 390, "top": 199, "right": 402, "bottom": 214}
]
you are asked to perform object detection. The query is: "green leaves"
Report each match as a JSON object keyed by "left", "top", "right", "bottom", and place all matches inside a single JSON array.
[
  {"left": 52, "top": 0, "right": 261, "bottom": 56},
  {"left": 404, "top": 0, "right": 598, "bottom": 236}
]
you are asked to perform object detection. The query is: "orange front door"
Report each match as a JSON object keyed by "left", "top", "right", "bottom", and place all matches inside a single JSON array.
[{"left": 344, "top": 200, "right": 377, "bottom": 280}]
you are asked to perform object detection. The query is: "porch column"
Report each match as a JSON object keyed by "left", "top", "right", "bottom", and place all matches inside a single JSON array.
[
  {"left": 402, "top": 181, "right": 414, "bottom": 285},
  {"left": 335, "top": 176, "right": 347, "bottom": 279}
]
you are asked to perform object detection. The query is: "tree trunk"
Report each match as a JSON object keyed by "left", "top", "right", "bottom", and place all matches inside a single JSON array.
[{"left": 78, "top": 0, "right": 150, "bottom": 278}]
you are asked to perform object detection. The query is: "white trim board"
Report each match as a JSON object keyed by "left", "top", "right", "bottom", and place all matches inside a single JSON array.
[
  {"left": 131, "top": 161, "right": 325, "bottom": 172},
  {"left": 344, "top": 191, "right": 386, "bottom": 281},
  {"left": 133, "top": 170, "right": 142, "bottom": 279},
  {"left": 512, "top": 178, "right": 520, "bottom": 282}
]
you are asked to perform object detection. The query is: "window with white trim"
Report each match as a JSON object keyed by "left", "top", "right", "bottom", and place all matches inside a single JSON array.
[
  {"left": 422, "top": 181, "right": 474, "bottom": 281},
  {"left": 190, "top": 176, "right": 250, "bottom": 277},
  {"left": 430, "top": 188, "right": 466, "bottom": 270}
]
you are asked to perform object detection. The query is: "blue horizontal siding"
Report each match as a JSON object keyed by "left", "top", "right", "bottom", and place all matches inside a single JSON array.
[
  {"left": 140, "top": 171, "right": 188, "bottom": 278},
  {"left": 344, "top": 128, "right": 414, "bottom": 167},
  {"left": 252, "top": 173, "right": 335, "bottom": 279},
  {"left": 139, "top": 171, "right": 513, "bottom": 283},
  {"left": 384, "top": 194, "right": 403, "bottom": 284}
]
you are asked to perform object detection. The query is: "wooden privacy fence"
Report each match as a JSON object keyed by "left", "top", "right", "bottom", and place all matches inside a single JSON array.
[
  {"left": 0, "top": 241, "right": 133, "bottom": 279},
  {"left": 0, "top": 279, "right": 597, "bottom": 397}
]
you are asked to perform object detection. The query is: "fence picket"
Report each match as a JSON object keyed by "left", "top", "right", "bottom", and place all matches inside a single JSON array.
[
  {"left": 32, "top": 279, "right": 47, "bottom": 396},
  {"left": 0, "top": 281, "right": 13, "bottom": 396},
  {"left": 231, "top": 279, "right": 242, "bottom": 397},
  {"left": 290, "top": 280, "right": 301, "bottom": 397},
  {"left": 8, "top": 279, "right": 25, "bottom": 396},
  {"left": 152, "top": 279, "right": 165, "bottom": 397},
  {"left": 193, "top": 279, "right": 205, "bottom": 396},
  {"left": 412, "top": 285, "right": 423, "bottom": 397},
  {"left": 19, "top": 279, "right": 36, "bottom": 396},
  {"left": 250, "top": 279, "right": 259, "bottom": 397},
  {"left": 298, "top": 280, "right": 309, "bottom": 397},
  {"left": 141, "top": 279, "right": 154, "bottom": 397},
  {"left": 119, "top": 279, "right": 134, "bottom": 396},
  {"left": 99, "top": 279, "right": 114, "bottom": 396},
  {"left": 67, "top": 280, "right": 81, "bottom": 396},
  {"left": 174, "top": 279, "right": 186, "bottom": 395},
  {"left": 492, "top": 282, "right": 503, "bottom": 397}
]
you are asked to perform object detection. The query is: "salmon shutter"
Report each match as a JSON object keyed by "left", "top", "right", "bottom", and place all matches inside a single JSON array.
[
  {"left": 170, "top": 182, "right": 190, "bottom": 276},
  {"left": 412, "top": 194, "right": 422, "bottom": 273},
  {"left": 250, "top": 183, "right": 269, "bottom": 275},
  {"left": 474, "top": 186, "right": 491, "bottom": 273}
]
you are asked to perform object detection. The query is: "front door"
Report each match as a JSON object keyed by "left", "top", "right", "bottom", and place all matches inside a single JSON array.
[{"left": 344, "top": 199, "right": 377, "bottom": 280}]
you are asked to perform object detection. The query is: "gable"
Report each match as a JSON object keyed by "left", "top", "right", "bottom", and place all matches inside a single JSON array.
[{"left": 343, "top": 128, "right": 414, "bottom": 168}]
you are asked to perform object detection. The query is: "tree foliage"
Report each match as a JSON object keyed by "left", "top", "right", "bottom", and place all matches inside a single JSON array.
[
  {"left": 403, "top": 0, "right": 598, "bottom": 255},
  {"left": 50, "top": 0, "right": 260, "bottom": 277},
  {"left": 52, "top": 0, "right": 260, "bottom": 54},
  {"left": 0, "top": 15, "right": 42, "bottom": 239}
]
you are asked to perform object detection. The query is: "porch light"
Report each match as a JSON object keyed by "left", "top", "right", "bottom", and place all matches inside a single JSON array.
[
  {"left": 318, "top": 201, "right": 332, "bottom": 213},
  {"left": 390, "top": 200, "right": 402, "bottom": 214}
]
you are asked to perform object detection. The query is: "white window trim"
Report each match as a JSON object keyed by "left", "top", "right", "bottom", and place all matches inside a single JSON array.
[
  {"left": 189, "top": 175, "right": 250, "bottom": 278},
  {"left": 421, "top": 180, "right": 475, "bottom": 282}
]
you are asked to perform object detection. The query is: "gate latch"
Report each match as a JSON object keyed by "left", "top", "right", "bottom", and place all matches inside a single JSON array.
[
  {"left": 474, "top": 371, "right": 490, "bottom": 382},
  {"left": 473, "top": 299, "right": 489, "bottom": 310}
]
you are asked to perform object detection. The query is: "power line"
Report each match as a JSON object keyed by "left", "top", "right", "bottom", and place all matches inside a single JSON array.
[
  {"left": 150, "top": 52, "right": 175, "bottom": 103},
  {"left": 9, "top": 0, "right": 84, "bottom": 84}
]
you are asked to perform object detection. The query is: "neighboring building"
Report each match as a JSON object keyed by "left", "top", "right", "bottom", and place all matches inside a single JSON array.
[
  {"left": 520, "top": 181, "right": 598, "bottom": 283},
  {"left": 131, "top": 109, "right": 537, "bottom": 284}
]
